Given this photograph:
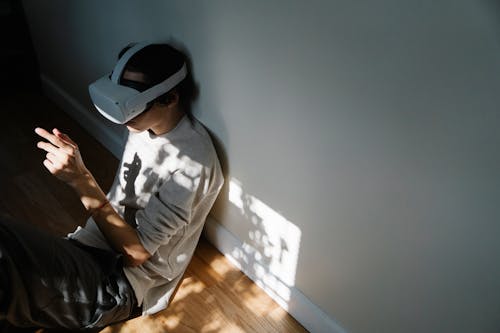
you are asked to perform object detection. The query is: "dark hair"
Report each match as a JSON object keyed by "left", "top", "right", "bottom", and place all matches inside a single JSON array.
[{"left": 117, "top": 42, "right": 198, "bottom": 119}]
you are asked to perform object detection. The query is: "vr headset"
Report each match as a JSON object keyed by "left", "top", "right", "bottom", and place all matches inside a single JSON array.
[{"left": 88, "top": 42, "right": 187, "bottom": 124}]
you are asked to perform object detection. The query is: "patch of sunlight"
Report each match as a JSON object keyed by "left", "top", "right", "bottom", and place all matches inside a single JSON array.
[
  {"left": 220, "top": 324, "right": 246, "bottom": 333},
  {"left": 162, "top": 314, "right": 181, "bottom": 330},
  {"left": 238, "top": 281, "right": 280, "bottom": 316},
  {"left": 172, "top": 277, "right": 205, "bottom": 301},
  {"left": 228, "top": 177, "right": 302, "bottom": 309},
  {"left": 201, "top": 318, "right": 223, "bottom": 332},
  {"left": 100, "top": 313, "right": 165, "bottom": 333},
  {"left": 211, "top": 255, "right": 237, "bottom": 276},
  {"left": 201, "top": 318, "right": 245, "bottom": 333}
]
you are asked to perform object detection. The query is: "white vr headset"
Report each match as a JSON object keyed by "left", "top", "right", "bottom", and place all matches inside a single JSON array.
[{"left": 88, "top": 42, "right": 187, "bottom": 124}]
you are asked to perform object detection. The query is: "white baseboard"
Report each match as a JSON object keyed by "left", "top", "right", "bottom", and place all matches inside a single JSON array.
[{"left": 39, "top": 73, "right": 346, "bottom": 333}]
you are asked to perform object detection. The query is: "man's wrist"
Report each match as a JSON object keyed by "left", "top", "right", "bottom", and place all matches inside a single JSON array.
[
  {"left": 67, "top": 170, "right": 108, "bottom": 212},
  {"left": 68, "top": 170, "right": 93, "bottom": 189},
  {"left": 90, "top": 199, "right": 111, "bottom": 216}
]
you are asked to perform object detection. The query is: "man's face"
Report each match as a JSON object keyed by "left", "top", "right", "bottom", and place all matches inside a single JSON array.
[{"left": 124, "top": 105, "right": 158, "bottom": 133}]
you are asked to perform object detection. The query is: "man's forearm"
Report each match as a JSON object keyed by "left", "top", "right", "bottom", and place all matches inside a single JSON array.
[
  {"left": 68, "top": 172, "right": 108, "bottom": 211},
  {"left": 70, "top": 172, "right": 151, "bottom": 267}
]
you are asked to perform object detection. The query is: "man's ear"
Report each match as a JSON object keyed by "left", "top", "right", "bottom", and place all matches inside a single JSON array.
[
  {"left": 154, "top": 91, "right": 179, "bottom": 110},
  {"left": 162, "top": 91, "right": 179, "bottom": 108}
]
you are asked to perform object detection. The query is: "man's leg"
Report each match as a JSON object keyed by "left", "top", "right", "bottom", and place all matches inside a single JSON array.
[{"left": 0, "top": 214, "right": 135, "bottom": 330}]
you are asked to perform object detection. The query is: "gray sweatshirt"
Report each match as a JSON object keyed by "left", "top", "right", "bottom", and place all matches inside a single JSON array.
[{"left": 68, "top": 115, "right": 224, "bottom": 315}]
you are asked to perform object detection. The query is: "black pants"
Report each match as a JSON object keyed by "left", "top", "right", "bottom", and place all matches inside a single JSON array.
[{"left": 0, "top": 214, "right": 137, "bottom": 330}]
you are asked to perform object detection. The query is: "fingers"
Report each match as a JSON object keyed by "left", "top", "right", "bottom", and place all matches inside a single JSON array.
[
  {"left": 35, "top": 127, "right": 76, "bottom": 153},
  {"left": 35, "top": 127, "right": 60, "bottom": 145},
  {"left": 37, "top": 141, "right": 64, "bottom": 157},
  {"left": 42, "top": 158, "right": 57, "bottom": 174},
  {"left": 35, "top": 127, "right": 79, "bottom": 168},
  {"left": 43, "top": 157, "right": 65, "bottom": 175},
  {"left": 38, "top": 144, "right": 70, "bottom": 172},
  {"left": 53, "top": 128, "right": 78, "bottom": 148},
  {"left": 45, "top": 152, "right": 58, "bottom": 165}
]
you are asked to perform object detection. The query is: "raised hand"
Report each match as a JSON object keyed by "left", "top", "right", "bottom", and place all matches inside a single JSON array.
[{"left": 35, "top": 127, "right": 89, "bottom": 186}]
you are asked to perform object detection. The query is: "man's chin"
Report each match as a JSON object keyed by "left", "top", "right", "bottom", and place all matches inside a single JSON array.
[{"left": 126, "top": 125, "right": 144, "bottom": 133}]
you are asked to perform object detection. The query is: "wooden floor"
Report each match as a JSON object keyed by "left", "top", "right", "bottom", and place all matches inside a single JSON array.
[{"left": 0, "top": 91, "right": 308, "bottom": 333}]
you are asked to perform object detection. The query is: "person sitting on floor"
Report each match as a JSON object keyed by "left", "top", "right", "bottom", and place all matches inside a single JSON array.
[{"left": 0, "top": 41, "right": 223, "bottom": 330}]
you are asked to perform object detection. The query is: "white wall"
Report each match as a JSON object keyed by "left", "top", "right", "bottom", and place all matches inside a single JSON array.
[{"left": 21, "top": 1, "right": 500, "bottom": 332}]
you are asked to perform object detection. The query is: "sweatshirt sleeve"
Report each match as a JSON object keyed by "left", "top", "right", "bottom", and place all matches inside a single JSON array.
[{"left": 134, "top": 168, "right": 201, "bottom": 255}]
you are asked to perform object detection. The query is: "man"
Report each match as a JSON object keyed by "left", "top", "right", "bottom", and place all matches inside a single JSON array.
[{"left": 0, "top": 42, "right": 223, "bottom": 329}]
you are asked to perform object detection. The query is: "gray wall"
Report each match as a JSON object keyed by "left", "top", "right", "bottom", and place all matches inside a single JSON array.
[{"left": 22, "top": 1, "right": 500, "bottom": 332}]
